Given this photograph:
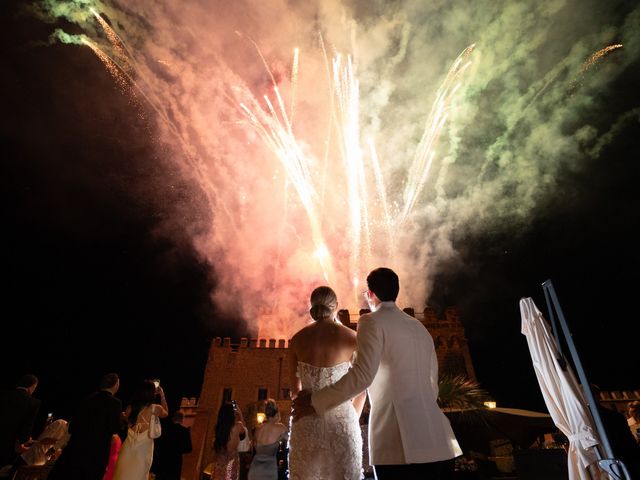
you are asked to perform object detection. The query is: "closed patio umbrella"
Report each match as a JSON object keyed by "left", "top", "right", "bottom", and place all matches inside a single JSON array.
[{"left": 520, "top": 297, "right": 600, "bottom": 480}]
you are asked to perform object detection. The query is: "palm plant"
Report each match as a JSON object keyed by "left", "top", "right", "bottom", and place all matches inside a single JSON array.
[{"left": 437, "top": 374, "right": 491, "bottom": 411}]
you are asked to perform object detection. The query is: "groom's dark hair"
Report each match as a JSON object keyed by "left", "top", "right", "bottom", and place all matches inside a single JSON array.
[{"left": 367, "top": 267, "right": 399, "bottom": 301}]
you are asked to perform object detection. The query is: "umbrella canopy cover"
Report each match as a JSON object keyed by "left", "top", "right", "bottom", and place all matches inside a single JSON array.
[{"left": 520, "top": 297, "right": 600, "bottom": 480}]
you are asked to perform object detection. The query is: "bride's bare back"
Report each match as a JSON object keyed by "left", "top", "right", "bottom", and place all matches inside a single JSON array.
[
  {"left": 288, "top": 319, "right": 357, "bottom": 395},
  {"left": 293, "top": 320, "right": 356, "bottom": 366}
]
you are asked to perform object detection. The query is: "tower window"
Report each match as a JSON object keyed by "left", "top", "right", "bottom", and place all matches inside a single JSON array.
[
  {"left": 258, "top": 388, "right": 268, "bottom": 400},
  {"left": 222, "top": 388, "right": 233, "bottom": 403}
]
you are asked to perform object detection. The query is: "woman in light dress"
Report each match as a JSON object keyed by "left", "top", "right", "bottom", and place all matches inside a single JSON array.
[
  {"left": 248, "top": 399, "right": 288, "bottom": 480},
  {"left": 288, "top": 286, "right": 366, "bottom": 480},
  {"left": 112, "top": 380, "right": 168, "bottom": 480}
]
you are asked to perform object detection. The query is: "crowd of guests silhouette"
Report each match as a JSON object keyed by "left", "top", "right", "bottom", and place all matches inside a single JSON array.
[{"left": 0, "top": 373, "right": 193, "bottom": 480}]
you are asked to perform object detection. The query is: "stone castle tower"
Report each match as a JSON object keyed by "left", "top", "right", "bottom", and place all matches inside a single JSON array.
[{"left": 182, "top": 306, "right": 476, "bottom": 479}]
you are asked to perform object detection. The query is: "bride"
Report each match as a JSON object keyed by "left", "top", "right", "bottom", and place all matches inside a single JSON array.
[{"left": 287, "top": 286, "right": 365, "bottom": 480}]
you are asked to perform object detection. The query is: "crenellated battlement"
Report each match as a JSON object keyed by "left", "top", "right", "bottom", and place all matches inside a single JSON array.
[
  {"left": 339, "top": 306, "right": 463, "bottom": 327},
  {"left": 211, "top": 306, "right": 466, "bottom": 352},
  {"left": 212, "top": 336, "right": 290, "bottom": 349}
]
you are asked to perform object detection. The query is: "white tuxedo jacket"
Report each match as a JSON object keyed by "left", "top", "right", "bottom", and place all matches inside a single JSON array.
[{"left": 312, "top": 302, "right": 462, "bottom": 465}]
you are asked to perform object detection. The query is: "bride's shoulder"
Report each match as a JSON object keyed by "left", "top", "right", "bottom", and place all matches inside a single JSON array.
[
  {"left": 338, "top": 323, "right": 357, "bottom": 340},
  {"left": 289, "top": 329, "right": 302, "bottom": 346},
  {"left": 291, "top": 323, "right": 317, "bottom": 342},
  {"left": 289, "top": 329, "right": 304, "bottom": 353}
]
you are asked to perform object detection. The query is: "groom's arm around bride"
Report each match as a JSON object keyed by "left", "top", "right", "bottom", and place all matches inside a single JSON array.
[{"left": 293, "top": 267, "right": 462, "bottom": 480}]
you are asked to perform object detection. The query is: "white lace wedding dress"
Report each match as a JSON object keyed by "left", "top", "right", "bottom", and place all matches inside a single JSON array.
[{"left": 288, "top": 361, "right": 363, "bottom": 480}]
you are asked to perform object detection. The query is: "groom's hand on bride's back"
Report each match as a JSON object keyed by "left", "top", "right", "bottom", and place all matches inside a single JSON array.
[{"left": 291, "top": 389, "right": 316, "bottom": 422}]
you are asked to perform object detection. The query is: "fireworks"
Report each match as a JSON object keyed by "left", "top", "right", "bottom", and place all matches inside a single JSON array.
[
  {"left": 582, "top": 44, "right": 623, "bottom": 72},
  {"left": 37, "top": 0, "right": 635, "bottom": 339},
  {"left": 236, "top": 43, "right": 475, "bottom": 304},
  {"left": 55, "top": 5, "right": 475, "bottom": 311},
  {"left": 81, "top": 38, "right": 129, "bottom": 92},
  {"left": 400, "top": 44, "right": 475, "bottom": 227}
]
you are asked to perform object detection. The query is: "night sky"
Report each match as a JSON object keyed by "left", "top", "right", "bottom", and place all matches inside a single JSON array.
[{"left": 2, "top": 0, "right": 639, "bottom": 425}]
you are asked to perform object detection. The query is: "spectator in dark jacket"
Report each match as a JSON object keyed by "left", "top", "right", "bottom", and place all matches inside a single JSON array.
[
  {"left": 0, "top": 374, "right": 41, "bottom": 467},
  {"left": 151, "top": 410, "right": 192, "bottom": 480},
  {"left": 48, "top": 373, "right": 122, "bottom": 480},
  {"left": 591, "top": 384, "right": 640, "bottom": 478},
  {"left": 596, "top": 402, "right": 640, "bottom": 478}
]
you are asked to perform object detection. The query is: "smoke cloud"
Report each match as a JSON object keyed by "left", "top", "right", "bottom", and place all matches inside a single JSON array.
[{"left": 35, "top": 0, "right": 640, "bottom": 338}]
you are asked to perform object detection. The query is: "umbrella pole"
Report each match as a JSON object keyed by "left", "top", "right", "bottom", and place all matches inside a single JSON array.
[
  {"left": 542, "top": 287, "right": 568, "bottom": 371},
  {"left": 542, "top": 280, "right": 631, "bottom": 480}
]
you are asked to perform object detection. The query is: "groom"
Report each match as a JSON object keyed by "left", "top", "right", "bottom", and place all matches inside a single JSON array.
[{"left": 293, "top": 267, "right": 461, "bottom": 480}]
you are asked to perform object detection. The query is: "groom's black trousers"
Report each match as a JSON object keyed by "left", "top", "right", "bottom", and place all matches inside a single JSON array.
[{"left": 374, "top": 458, "right": 455, "bottom": 480}]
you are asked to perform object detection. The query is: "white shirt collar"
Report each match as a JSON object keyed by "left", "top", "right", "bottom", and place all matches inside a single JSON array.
[{"left": 373, "top": 301, "right": 396, "bottom": 312}]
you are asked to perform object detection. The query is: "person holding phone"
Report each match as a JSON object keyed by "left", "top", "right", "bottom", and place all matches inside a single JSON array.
[{"left": 112, "top": 380, "right": 168, "bottom": 480}]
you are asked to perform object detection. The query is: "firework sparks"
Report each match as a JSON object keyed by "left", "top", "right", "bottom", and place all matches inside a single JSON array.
[
  {"left": 38, "top": 0, "right": 634, "bottom": 340},
  {"left": 233, "top": 41, "right": 475, "bottom": 304},
  {"left": 582, "top": 44, "right": 623, "bottom": 72},
  {"left": 90, "top": 8, "right": 131, "bottom": 74},
  {"left": 82, "top": 38, "right": 129, "bottom": 92},
  {"left": 237, "top": 82, "right": 336, "bottom": 284},
  {"left": 331, "top": 53, "right": 367, "bottom": 298},
  {"left": 400, "top": 44, "right": 475, "bottom": 227},
  {"left": 290, "top": 47, "right": 299, "bottom": 125},
  {"left": 48, "top": 3, "right": 475, "bottom": 324},
  {"left": 82, "top": 10, "right": 241, "bottom": 235}
]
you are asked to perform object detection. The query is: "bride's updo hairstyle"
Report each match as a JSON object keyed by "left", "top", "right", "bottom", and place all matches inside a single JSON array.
[{"left": 309, "top": 286, "right": 338, "bottom": 321}]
